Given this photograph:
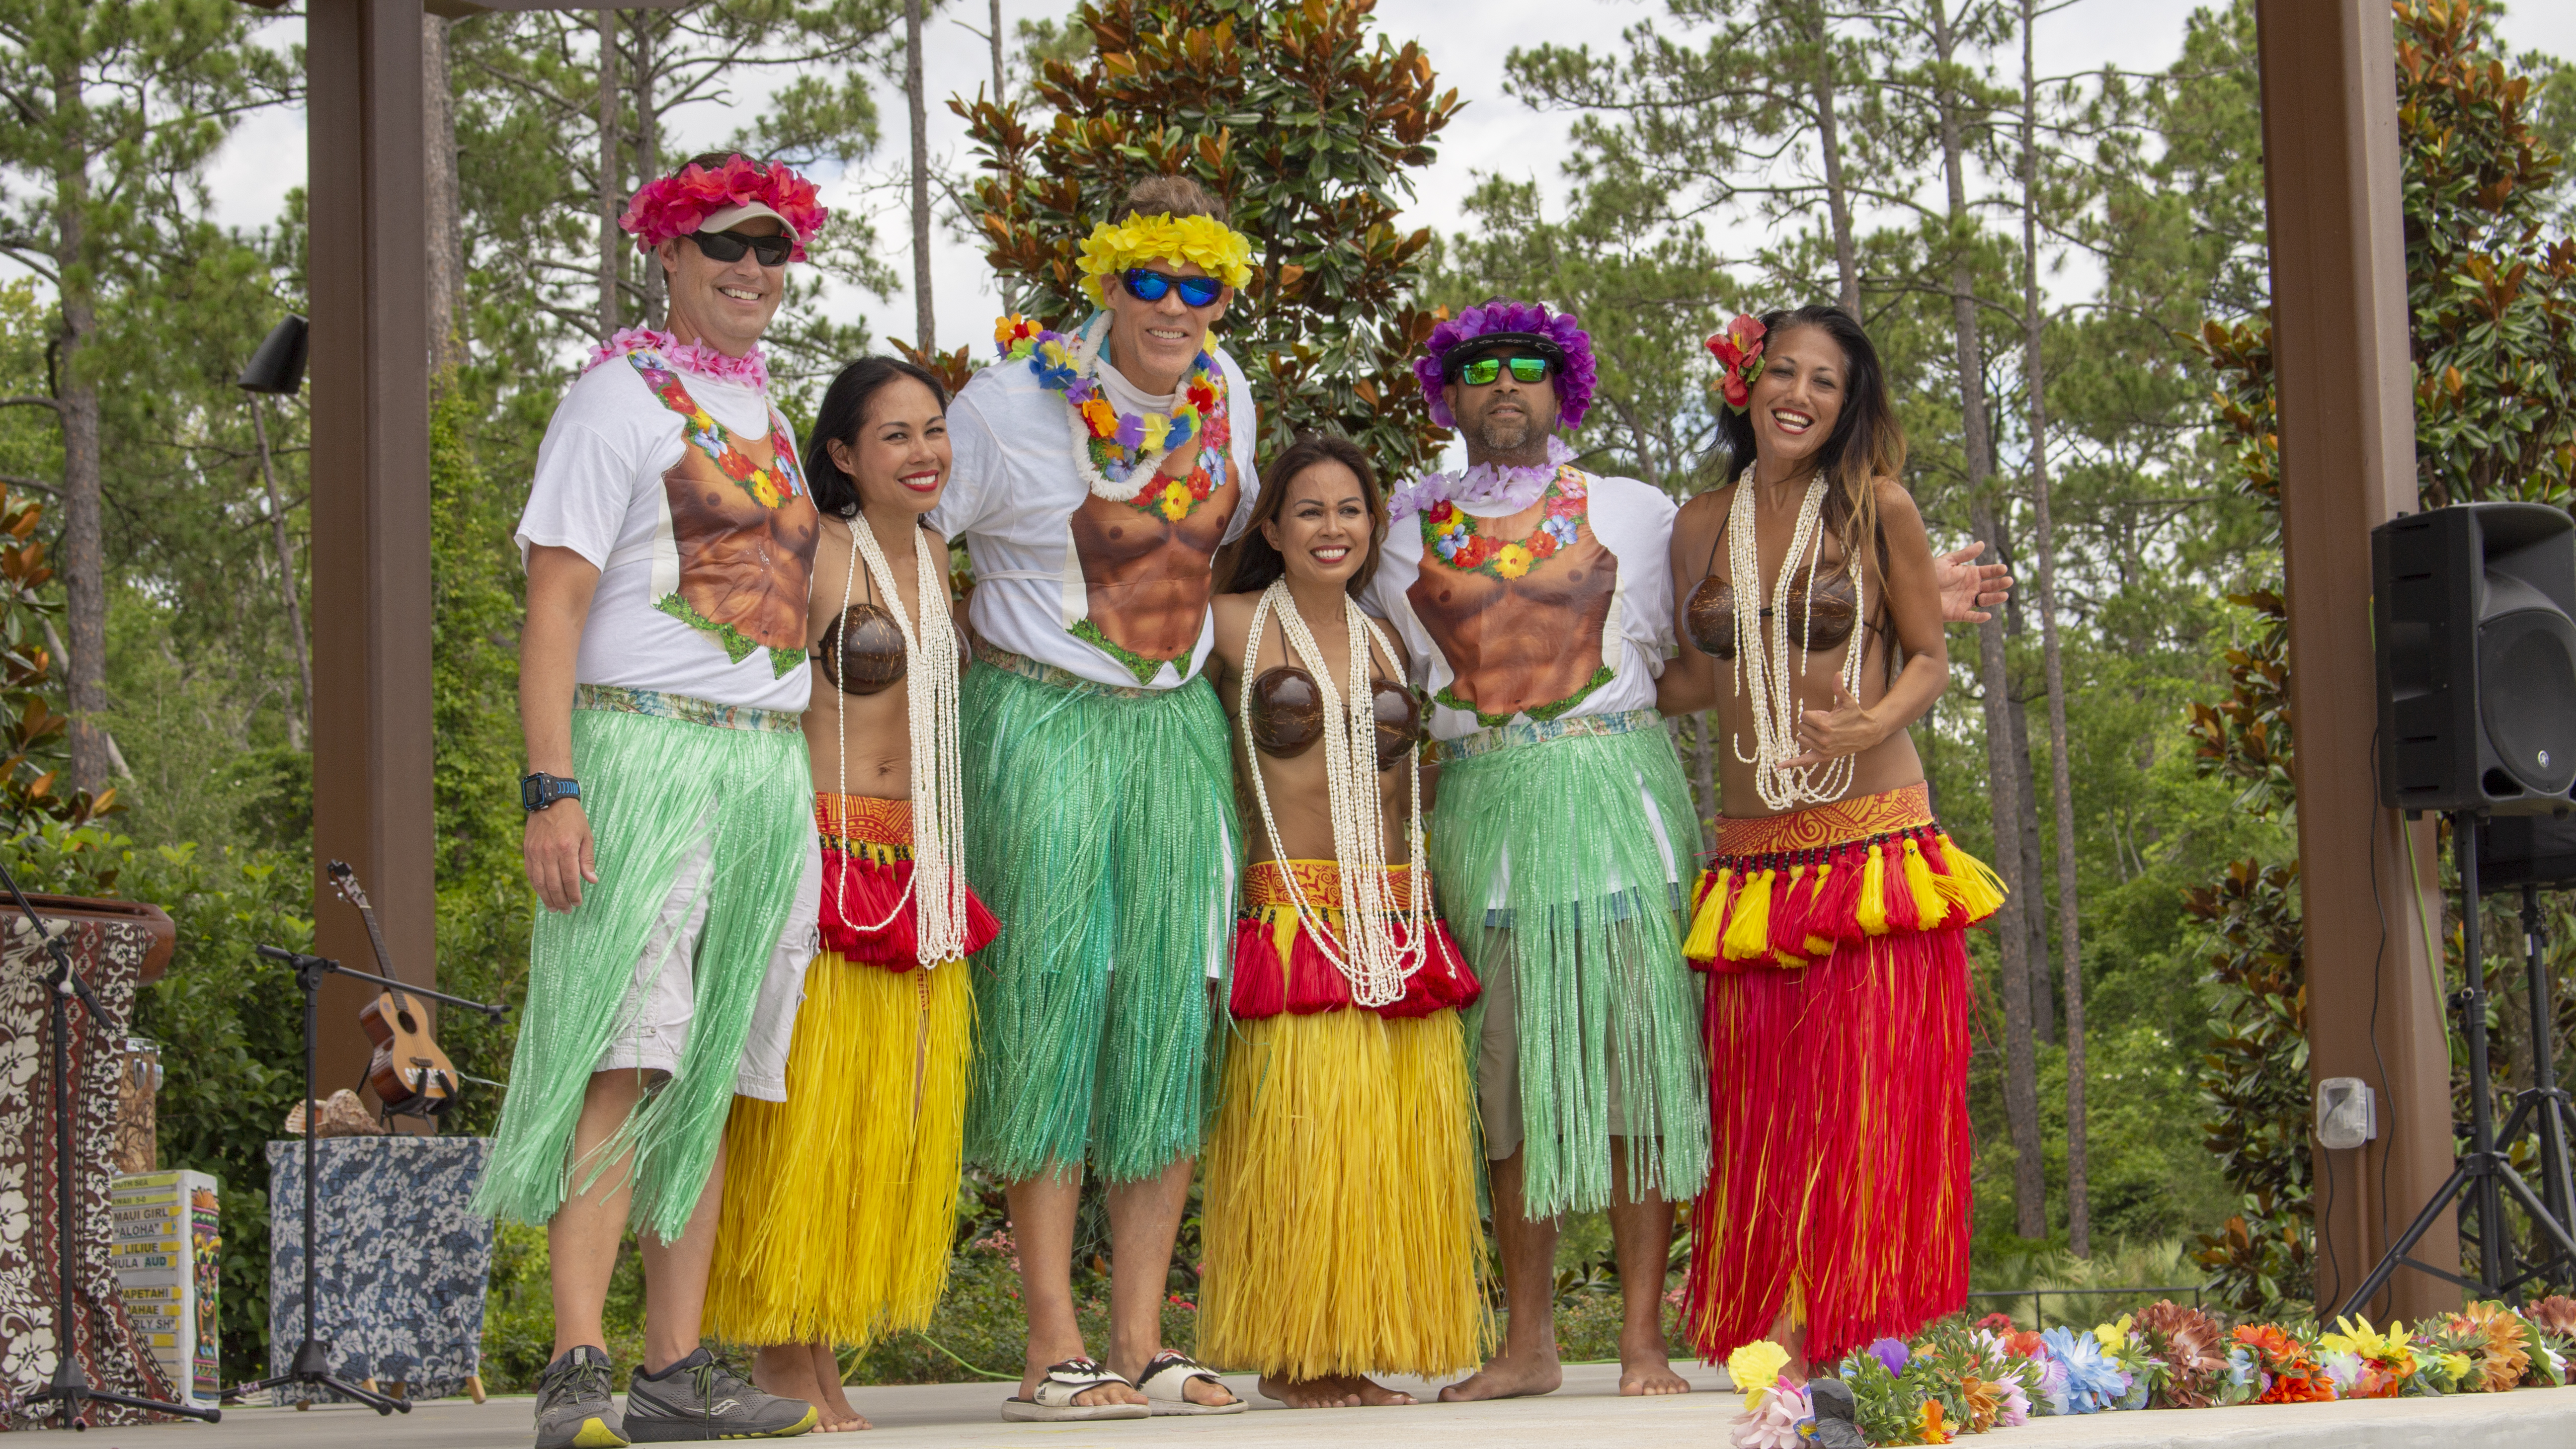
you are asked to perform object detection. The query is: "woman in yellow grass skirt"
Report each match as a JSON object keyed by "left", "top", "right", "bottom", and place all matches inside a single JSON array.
[
  {"left": 1660, "top": 306, "right": 2006, "bottom": 1379},
  {"left": 706, "top": 358, "right": 998, "bottom": 1432},
  {"left": 1198, "top": 433, "right": 1489, "bottom": 1409}
]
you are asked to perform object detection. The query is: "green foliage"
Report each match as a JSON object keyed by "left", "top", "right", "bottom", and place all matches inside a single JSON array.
[{"left": 954, "top": 0, "right": 1460, "bottom": 477}]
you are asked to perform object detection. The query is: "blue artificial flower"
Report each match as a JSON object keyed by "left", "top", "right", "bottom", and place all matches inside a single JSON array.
[
  {"left": 2041, "top": 1326, "right": 2130, "bottom": 1414},
  {"left": 1867, "top": 1338, "right": 1911, "bottom": 1377}
]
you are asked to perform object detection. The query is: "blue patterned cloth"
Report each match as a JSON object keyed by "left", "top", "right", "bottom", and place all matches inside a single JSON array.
[{"left": 266, "top": 1135, "right": 492, "bottom": 1404}]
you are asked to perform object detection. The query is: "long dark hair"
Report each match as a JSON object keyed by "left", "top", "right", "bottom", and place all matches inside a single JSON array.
[
  {"left": 1221, "top": 433, "right": 1386, "bottom": 597},
  {"left": 1715, "top": 304, "right": 1909, "bottom": 568},
  {"left": 802, "top": 357, "right": 951, "bottom": 518}
]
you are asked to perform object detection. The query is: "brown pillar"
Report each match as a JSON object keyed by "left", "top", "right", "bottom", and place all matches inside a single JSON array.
[
  {"left": 2255, "top": 0, "right": 2457, "bottom": 1320},
  {"left": 305, "top": 0, "right": 435, "bottom": 1114}
]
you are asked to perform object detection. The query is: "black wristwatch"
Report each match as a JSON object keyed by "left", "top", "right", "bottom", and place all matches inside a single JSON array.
[{"left": 521, "top": 771, "right": 581, "bottom": 813}]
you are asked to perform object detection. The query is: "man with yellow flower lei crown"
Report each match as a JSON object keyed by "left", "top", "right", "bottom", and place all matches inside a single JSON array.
[{"left": 927, "top": 174, "right": 1254, "bottom": 1420}]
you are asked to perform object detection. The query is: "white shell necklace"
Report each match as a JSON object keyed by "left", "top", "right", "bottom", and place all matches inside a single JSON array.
[
  {"left": 1728, "top": 462, "right": 1865, "bottom": 810},
  {"left": 832, "top": 510, "right": 969, "bottom": 966},
  {"left": 1239, "top": 580, "right": 1428, "bottom": 1008}
]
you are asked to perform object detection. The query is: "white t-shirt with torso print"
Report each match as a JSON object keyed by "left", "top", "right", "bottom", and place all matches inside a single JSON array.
[
  {"left": 515, "top": 350, "right": 819, "bottom": 715},
  {"left": 929, "top": 325, "right": 1261, "bottom": 690}
]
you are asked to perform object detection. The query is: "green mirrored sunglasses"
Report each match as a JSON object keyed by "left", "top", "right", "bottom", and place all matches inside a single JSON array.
[{"left": 1458, "top": 355, "right": 1553, "bottom": 387}]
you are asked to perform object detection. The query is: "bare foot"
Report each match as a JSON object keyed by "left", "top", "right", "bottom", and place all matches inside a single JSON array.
[
  {"left": 1258, "top": 1373, "right": 1361, "bottom": 1409},
  {"left": 1018, "top": 1351, "right": 1145, "bottom": 1410},
  {"left": 753, "top": 1343, "right": 866, "bottom": 1430},
  {"left": 1350, "top": 1375, "right": 1416, "bottom": 1406},
  {"left": 805, "top": 1342, "right": 870, "bottom": 1432},
  {"left": 1439, "top": 1347, "right": 1563, "bottom": 1402}
]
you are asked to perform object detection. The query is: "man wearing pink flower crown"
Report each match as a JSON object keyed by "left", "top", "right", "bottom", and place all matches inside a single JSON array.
[
  {"left": 480, "top": 152, "right": 829, "bottom": 1448},
  {"left": 927, "top": 174, "right": 1255, "bottom": 1422}
]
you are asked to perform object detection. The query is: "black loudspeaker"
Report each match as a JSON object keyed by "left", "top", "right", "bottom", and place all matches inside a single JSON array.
[
  {"left": 2375, "top": 501, "right": 2576, "bottom": 815},
  {"left": 2479, "top": 813, "right": 2576, "bottom": 892}
]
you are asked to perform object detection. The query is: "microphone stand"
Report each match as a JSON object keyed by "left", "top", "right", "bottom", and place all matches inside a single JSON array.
[
  {"left": 220, "top": 945, "right": 505, "bottom": 1415},
  {"left": 0, "top": 856, "right": 217, "bottom": 1427}
]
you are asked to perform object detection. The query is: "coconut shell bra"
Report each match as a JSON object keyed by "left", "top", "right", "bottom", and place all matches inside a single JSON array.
[
  {"left": 816, "top": 602, "right": 908, "bottom": 696},
  {"left": 1249, "top": 667, "right": 1422, "bottom": 773},
  {"left": 1685, "top": 507, "right": 1865, "bottom": 660}
]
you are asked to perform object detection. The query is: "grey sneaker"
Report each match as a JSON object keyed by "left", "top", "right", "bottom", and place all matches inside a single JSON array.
[
  {"left": 623, "top": 1348, "right": 817, "bottom": 1442},
  {"left": 534, "top": 1346, "right": 629, "bottom": 1449}
]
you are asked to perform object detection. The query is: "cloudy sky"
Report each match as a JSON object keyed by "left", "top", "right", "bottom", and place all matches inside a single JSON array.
[{"left": 201, "top": 0, "right": 2574, "bottom": 351}]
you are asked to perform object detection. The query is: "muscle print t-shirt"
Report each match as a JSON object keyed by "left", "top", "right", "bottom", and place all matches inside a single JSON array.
[{"left": 515, "top": 346, "right": 821, "bottom": 714}]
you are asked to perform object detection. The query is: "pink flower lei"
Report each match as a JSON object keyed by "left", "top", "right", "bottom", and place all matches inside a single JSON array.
[
  {"left": 1412, "top": 299, "right": 1598, "bottom": 430},
  {"left": 584, "top": 325, "right": 770, "bottom": 392},
  {"left": 618, "top": 155, "right": 827, "bottom": 262}
]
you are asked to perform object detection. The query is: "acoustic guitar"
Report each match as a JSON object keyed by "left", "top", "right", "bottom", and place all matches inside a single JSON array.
[{"left": 327, "top": 860, "right": 461, "bottom": 1118}]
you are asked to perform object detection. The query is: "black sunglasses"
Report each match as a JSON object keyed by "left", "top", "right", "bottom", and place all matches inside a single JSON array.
[
  {"left": 1458, "top": 355, "right": 1553, "bottom": 387},
  {"left": 689, "top": 229, "right": 794, "bottom": 266},
  {"left": 1122, "top": 268, "right": 1225, "bottom": 309}
]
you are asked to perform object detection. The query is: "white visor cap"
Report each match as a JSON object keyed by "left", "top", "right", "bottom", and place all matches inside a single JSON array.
[{"left": 698, "top": 201, "right": 792, "bottom": 237}]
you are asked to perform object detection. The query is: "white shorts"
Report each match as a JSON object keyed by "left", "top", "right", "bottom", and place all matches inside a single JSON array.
[{"left": 590, "top": 811, "right": 824, "bottom": 1103}]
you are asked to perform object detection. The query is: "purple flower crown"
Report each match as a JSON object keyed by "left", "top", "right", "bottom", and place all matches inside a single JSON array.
[{"left": 1413, "top": 300, "right": 1598, "bottom": 431}]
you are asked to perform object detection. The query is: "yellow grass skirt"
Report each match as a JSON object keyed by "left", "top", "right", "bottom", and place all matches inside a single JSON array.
[
  {"left": 1198, "top": 1005, "right": 1491, "bottom": 1380},
  {"left": 705, "top": 951, "right": 973, "bottom": 1346}
]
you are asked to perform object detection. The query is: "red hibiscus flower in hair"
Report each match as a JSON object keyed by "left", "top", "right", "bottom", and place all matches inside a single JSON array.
[{"left": 1705, "top": 313, "right": 1768, "bottom": 412}]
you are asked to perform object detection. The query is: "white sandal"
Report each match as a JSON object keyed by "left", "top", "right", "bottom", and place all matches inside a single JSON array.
[
  {"left": 1136, "top": 1351, "right": 1247, "bottom": 1416},
  {"left": 999, "top": 1358, "right": 1150, "bottom": 1422}
]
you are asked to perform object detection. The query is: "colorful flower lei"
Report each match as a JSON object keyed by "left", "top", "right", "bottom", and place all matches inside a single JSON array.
[
  {"left": 1413, "top": 298, "right": 1599, "bottom": 430},
  {"left": 993, "top": 312, "right": 1228, "bottom": 513},
  {"left": 619, "top": 156, "right": 826, "bottom": 262},
  {"left": 1707, "top": 312, "right": 1769, "bottom": 412},
  {"left": 627, "top": 350, "right": 802, "bottom": 511},
  {"left": 1422, "top": 468, "right": 1587, "bottom": 580},
  {"left": 1074, "top": 211, "right": 1254, "bottom": 305}
]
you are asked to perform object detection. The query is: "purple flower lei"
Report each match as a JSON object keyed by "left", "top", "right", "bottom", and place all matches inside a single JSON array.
[
  {"left": 585, "top": 325, "right": 769, "bottom": 392},
  {"left": 1412, "top": 299, "right": 1598, "bottom": 430},
  {"left": 1386, "top": 436, "right": 1577, "bottom": 522}
]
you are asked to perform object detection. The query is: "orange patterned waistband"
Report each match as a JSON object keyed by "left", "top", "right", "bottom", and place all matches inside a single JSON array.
[
  {"left": 1711, "top": 781, "right": 1935, "bottom": 857},
  {"left": 815, "top": 793, "right": 912, "bottom": 849},
  {"left": 1244, "top": 859, "right": 1423, "bottom": 913}
]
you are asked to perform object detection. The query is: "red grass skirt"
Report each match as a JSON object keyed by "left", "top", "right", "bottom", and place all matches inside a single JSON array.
[
  {"left": 1229, "top": 860, "right": 1480, "bottom": 1020},
  {"left": 816, "top": 793, "right": 1000, "bottom": 969},
  {"left": 1677, "top": 782, "right": 2003, "bottom": 1367}
]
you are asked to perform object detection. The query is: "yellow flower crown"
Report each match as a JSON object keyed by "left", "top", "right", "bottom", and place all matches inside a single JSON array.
[{"left": 1076, "top": 212, "right": 1254, "bottom": 304}]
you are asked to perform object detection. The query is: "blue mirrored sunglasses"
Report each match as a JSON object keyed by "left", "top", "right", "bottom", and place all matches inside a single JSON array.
[{"left": 1122, "top": 268, "right": 1225, "bottom": 308}]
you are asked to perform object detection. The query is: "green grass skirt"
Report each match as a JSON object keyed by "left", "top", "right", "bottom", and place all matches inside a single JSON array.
[
  {"left": 1428, "top": 722, "right": 1712, "bottom": 1217},
  {"left": 960, "top": 662, "right": 1236, "bottom": 1183},
  {"left": 472, "top": 706, "right": 810, "bottom": 1239}
]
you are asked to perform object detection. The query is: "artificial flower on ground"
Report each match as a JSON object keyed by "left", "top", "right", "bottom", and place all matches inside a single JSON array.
[
  {"left": 1834, "top": 1345, "right": 1929, "bottom": 1445},
  {"left": 2448, "top": 1300, "right": 2534, "bottom": 1392},
  {"left": 2132, "top": 1299, "right": 2235, "bottom": 1408},
  {"left": 2229, "top": 1323, "right": 2336, "bottom": 1404},
  {"left": 2039, "top": 1324, "right": 2133, "bottom": 1412},
  {"left": 1727, "top": 1377, "right": 1815, "bottom": 1449},
  {"left": 1726, "top": 1339, "right": 1792, "bottom": 1410},
  {"left": 2318, "top": 1312, "right": 2415, "bottom": 1398}
]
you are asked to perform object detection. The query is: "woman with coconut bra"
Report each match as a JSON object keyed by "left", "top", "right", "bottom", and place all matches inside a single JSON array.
[
  {"left": 703, "top": 356, "right": 999, "bottom": 1433},
  {"left": 1197, "top": 433, "right": 1488, "bottom": 1409},
  {"left": 1659, "top": 305, "right": 2007, "bottom": 1379}
]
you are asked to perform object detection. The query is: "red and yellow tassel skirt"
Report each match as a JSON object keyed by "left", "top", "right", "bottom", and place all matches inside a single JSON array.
[
  {"left": 706, "top": 794, "right": 993, "bottom": 1346},
  {"left": 1199, "top": 861, "right": 1494, "bottom": 1379},
  {"left": 1227, "top": 858, "right": 1481, "bottom": 1019},
  {"left": 1677, "top": 782, "right": 2005, "bottom": 1368}
]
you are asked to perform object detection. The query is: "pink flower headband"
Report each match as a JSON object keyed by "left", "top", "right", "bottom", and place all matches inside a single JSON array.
[
  {"left": 1706, "top": 313, "right": 1768, "bottom": 411},
  {"left": 619, "top": 155, "right": 827, "bottom": 263}
]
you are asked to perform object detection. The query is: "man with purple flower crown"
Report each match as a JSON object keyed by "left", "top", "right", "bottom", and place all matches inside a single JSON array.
[
  {"left": 927, "top": 174, "right": 1254, "bottom": 1422},
  {"left": 1365, "top": 299, "right": 1710, "bottom": 1401}
]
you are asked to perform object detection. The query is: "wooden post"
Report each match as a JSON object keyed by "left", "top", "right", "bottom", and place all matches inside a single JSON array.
[
  {"left": 2254, "top": 0, "right": 2459, "bottom": 1321},
  {"left": 305, "top": 0, "right": 435, "bottom": 1113}
]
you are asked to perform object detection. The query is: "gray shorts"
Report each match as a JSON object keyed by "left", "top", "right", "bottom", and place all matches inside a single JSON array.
[{"left": 1474, "top": 920, "right": 1657, "bottom": 1163}]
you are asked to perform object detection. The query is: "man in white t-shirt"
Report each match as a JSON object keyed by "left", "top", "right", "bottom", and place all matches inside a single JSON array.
[
  {"left": 925, "top": 177, "right": 1251, "bottom": 1421},
  {"left": 477, "top": 153, "right": 826, "bottom": 1449},
  {"left": 1366, "top": 300, "right": 1711, "bottom": 1406}
]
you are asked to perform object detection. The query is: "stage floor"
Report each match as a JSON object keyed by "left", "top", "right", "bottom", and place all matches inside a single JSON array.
[{"left": 66, "top": 1364, "right": 2576, "bottom": 1448}]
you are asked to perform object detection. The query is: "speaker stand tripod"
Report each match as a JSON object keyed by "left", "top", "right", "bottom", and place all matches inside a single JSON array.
[
  {"left": 2340, "top": 811, "right": 2576, "bottom": 1315},
  {"left": 0, "top": 859, "right": 217, "bottom": 1428}
]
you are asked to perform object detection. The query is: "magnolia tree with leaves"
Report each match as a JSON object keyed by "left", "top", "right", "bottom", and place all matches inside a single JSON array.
[
  {"left": 952, "top": 0, "right": 1458, "bottom": 477},
  {"left": 2185, "top": 0, "right": 2576, "bottom": 1313}
]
